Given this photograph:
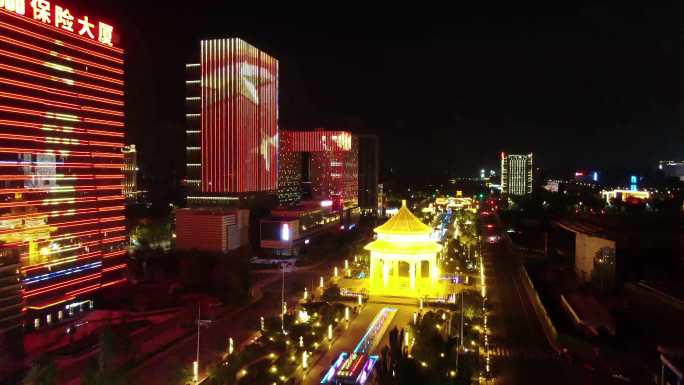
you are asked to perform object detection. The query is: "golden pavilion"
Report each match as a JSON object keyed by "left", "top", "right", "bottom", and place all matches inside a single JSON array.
[{"left": 364, "top": 200, "right": 442, "bottom": 297}]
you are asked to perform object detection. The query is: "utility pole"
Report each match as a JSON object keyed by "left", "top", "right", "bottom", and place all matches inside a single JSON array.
[
  {"left": 281, "top": 263, "right": 285, "bottom": 332},
  {"left": 195, "top": 303, "right": 200, "bottom": 383},
  {"left": 460, "top": 291, "right": 464, "bottom": 349}
]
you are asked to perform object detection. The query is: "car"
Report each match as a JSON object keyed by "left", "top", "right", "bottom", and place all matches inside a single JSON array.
[{"left": 487, "top": 235, "right": 500, "bottom": 243}]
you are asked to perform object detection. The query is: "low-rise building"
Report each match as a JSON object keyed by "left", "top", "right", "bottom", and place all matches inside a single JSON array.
[
  {"left": 260, "top": 200, "right": 359, "bottom": 257},
  {"left": 176, "top": 208, "right": 249, "bottom": 253}
]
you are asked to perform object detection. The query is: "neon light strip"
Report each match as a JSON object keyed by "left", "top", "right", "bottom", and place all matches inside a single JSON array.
[
  {"left": 0, "top": 63, "right": 123, "bottom": 96},
  {"left": 23, "top": 262, "right": 102, "bottom": 285},
  {"left": 101, "top": 278, "right": 126, "bottom": 288},
  {"left": 0, "top": 184, "right": 123, "bottom": 195},
  {"left": 0, "top": 11, "right": 123, "bottom": 55},
  {"left": 0, "top": 132, "right": 122, "bottom": 148},
  {"left": 102, "top": 263, "right": 126, "bottom": 273},
  {"left": 0, "top": 174, "right": 123, "bottom": 181},
  {"left": 27, "top": 298, "right": 68, "bottom": 310},
  {"left": 0, "top": 105, "right": 124, "bottom": 129},
  {"left": 102, "top": 236, "right": 127, "bottom": 244},
  {"left": 0, "top": 48, "right": 123, "bottom": 85},
  {"left": 66, "top": 283, "right": 101, "bottom": 298},
  {"left": 0, "top": 216, "right": 125, "bottom": 236},
  {"left": 1, "top": 35, "right": 123, "bottom": 74},
  {"left": 103, "top": 250, "right": 126, "bottom": 259},
  {"left": 0, "top": 160, "right": 124, "bottom": 169},
  {"left": 23, "top": 273, "right": 101, "bottom": 298},
  {"left": 8, "top": 226, "right": 124, "bottom": 249},
  {"left": 0, "top": 77, "right": 123, "bottom": 107},
  {"left": 0, "top": 205, "right": 124, "bottom": 222},
  {"left": 0, "top": 90, "right": 123, "bottom": 117},
  {"left": 0, "top": 194, "right": 123, "bottom": 208},
  {"left": 22, "top": 251, "right": 102, "bottom": 272}
]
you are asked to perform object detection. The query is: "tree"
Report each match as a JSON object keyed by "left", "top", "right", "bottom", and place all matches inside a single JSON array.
[
  {"left": 22, "top": 355, "right": 57, "bottom": 385},
  {"left": 376, "top": 327, "right": 425, "bottom": 385},
  {"left": 81, "top": 325, "right": 134, "bottom": 385},
  {"left": 322, "top": 284, "right": 341, "bottom": 301}
]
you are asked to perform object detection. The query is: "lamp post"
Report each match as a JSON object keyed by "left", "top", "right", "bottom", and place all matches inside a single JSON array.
[{"left": 194, "top": 303, "right": 211, "bottom": 383}]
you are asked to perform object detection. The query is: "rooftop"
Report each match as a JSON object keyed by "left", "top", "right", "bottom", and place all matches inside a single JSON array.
[{"left": 374, "top": 200, "right": 433, "bottom": 235}]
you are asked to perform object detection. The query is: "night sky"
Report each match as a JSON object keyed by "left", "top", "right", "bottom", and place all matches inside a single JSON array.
[{"left": 91, "top": 3, "right": 679, "bottom": 201}]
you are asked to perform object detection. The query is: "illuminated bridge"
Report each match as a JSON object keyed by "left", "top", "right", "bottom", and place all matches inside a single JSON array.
[{"left": 321, "top": 307, "right": 397, "bottom": 385}]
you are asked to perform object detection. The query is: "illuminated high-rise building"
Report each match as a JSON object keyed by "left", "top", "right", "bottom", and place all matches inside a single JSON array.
[
  {"left": 501, "top": 153, "right": 533, "bottom": 195},
  {"left": 121, "top": 144, "right": 138, "bottom": 202},
  {"left": 184, "top": 38, "right": 278, "bottom": 207},
  {"left": 277, "top": 131, "right": 302, "bottom": 206},
  {"left": 282, "top": 130, "right": 358, "bottom": 210},
  {"left": 0, "top": 3, "right": 127, "bottom": 331}
]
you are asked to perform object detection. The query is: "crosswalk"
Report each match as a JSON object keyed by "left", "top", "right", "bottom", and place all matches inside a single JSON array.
[{"left": 487, "top": 346, "right": 550, "bottom": 360}]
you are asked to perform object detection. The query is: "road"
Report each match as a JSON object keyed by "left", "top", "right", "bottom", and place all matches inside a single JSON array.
[
  {"left": 302, "top": 302, "right": 416, "bottom": 385},
  {"left": 482, "top": 214, "right": 625, "bottom": 385},
  {"left": 129, "top": 253, "right": 347, "bottom": 385}
]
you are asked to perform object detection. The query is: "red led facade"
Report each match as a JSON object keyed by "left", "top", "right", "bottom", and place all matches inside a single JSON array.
[
  {"left": 282, "top": 130, "right": 358, "bottom": 207},
  {"left": 201, "top": 38, "right": 278, "bottom": 193},
  {"left": 0, "top": 4, "right": 126, "bottom": 323}
]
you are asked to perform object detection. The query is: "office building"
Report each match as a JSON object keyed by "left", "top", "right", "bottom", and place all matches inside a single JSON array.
[
  {"left": 357, "top": 134, "right": 379, "bottom": 214},
  {"left": 0, "top": 3, "right": 127, "bottom": 331},
  {"left": 184, "top": 38, "right": 278, "bottom": 207},
  {"left": 500, "top": 153, "right": 533, "bottom": 195},
  {"left": 277, "top": 131, "right": 302, "bottom": 206},
  {"left": 280, "top": 130, "right": 359, "bottom": 210},
  {"left": 121, "top": 144, "right": 138, "bottom": 202}
]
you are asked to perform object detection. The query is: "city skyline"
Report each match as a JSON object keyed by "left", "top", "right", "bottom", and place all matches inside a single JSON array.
[{"left": 80, "top": 3, "right": 678, "bottom": 201}]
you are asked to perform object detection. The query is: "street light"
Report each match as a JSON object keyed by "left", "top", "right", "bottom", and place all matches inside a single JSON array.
[
  {"left": 319, "top": 276, "right": 324, "bottom": 288},
  {"left": 228, "top": 337, "right": 234, "bottom": 355}
]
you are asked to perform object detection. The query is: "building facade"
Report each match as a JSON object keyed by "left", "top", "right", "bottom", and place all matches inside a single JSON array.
[
  {"left": 281, "top": 130, "right": 358, "bottom": 210},
  {"left": 0, "top": 3, "right": 127, "bottom": 331},
  {"left": 121, "top": 144, "right": 138, "bottom": 202},
  {"left": 184, "top": 38, "right": 278, "bottom": 207},
  {"left": 501, "top": 153, "right": 533, "bottom": 195},
  {"left": 277, "top": 131, "right": 302, "bottom": 206},
  {"left": 176, "top": 208, "right": 249, "bottom": 253}
]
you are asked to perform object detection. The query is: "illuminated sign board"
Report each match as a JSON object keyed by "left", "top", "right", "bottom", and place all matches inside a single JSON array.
[{"left": 1, "top": 0, "right": 116, "bottom": 47}]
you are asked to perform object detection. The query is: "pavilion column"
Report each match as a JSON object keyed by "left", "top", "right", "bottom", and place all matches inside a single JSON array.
[
  {"left": 430, "top": 256, "right": 438, "bottom": 284},
  {"left": 369, "top": 254, "right": 376, "bottom": 290},
  {"left": 409, "top": 262, "right": 416, "bottom": 290},
  {"left": 417, "top": 260, "right": 422, "bottom": 280},
  {"left": 393, "top": 260, "right": 399, "bottom": 279},
  {"left": 382, "top": 259, "right": 389, "bottom": 288}
]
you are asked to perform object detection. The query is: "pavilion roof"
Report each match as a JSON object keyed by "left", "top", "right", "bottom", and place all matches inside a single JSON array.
[{"left": 374, "top": 200, "right": 433, "bottom": 235}]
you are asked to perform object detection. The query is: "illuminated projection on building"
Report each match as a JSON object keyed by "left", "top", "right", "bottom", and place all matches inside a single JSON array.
[
  {"left": 0, "top": 2, "right": 126, "bottom": 323},
  {"left": 200, "top": 38, "right": 278, "bottom": 193},
  {"left": 281, "top": 130, "right": 358, "bottom": 208}
]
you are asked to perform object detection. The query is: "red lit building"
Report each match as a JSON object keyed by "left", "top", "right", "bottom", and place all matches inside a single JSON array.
[
  {"left": 0, "top": 2, "right": 127, "bottom": 331},
  {"left": 176, "top": 208, "right": 249, "bottom": 253},
  {"left": 185, "top": 38, "right": 278, "bottom": 206},
  {"left": 280, "top": 130, "right": 358, "bottom": 209}
]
